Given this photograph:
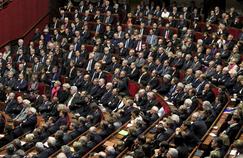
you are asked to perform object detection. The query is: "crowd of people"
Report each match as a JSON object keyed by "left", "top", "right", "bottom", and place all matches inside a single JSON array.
[{"left": 0, "top": 0, "right": 242, "bottom": 158}]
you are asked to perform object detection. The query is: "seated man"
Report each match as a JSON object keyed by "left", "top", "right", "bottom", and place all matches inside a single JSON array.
[
  {"left": 13, "top": 107, "right": 37, "bottom": 137},
  {"left": 37, "top": 136, "right": 57, "bottom": 157},
  {"left": 65, "top": 86, "right": 81, "bottom": 111},
  {"left": 13, "top": 73, "right": 28, "bottom": 91},
  {"left": 4, "top": 92, "right": 20, "bottom": 118},
  {"left": 114, "top": 71, "right": 129, "bottom": 96},
  {"left": 14, "top": 99, "right": 31, "bottom": 123}
]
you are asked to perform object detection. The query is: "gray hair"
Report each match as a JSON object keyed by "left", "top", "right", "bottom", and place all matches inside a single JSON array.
[
  {"left": 61, "top": 145, "right": 71, "bottom": 154},
  {"left": 167, "top": 148, "right": 178, "bottom": 158},
  {"left": 47, "top": 137, "right": 56, "bottom": 147},
  {"left": 35, "top": 142, "right": 45, "bottom": 151},
  {"left": 70, "top": 86, "right": 78, "bottom": 92},
  {"left": 203, "top": 101, "right": 212, "bottom": 110},
  {"left": 56, "top": 152, "right": 67, "bottom": 158}
]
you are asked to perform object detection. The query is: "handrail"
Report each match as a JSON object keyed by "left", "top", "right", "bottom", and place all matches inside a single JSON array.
[
  {"left": 44, "top": 122, "right": 99, "bottom": 158},
  {"left": 224, "top": 126, "right": 243, "bottom": 158},
  {"left": 117, "top": 112, "right": 166, "bottom": 158},
  {"left": 81, "top": 121, "right": 130, "bottom": 158},
  {"left": 188, "top": 94, "right": 232, "bottom": 158}
]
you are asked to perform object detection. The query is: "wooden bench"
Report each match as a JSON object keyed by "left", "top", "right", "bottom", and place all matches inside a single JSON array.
[
  {"left": 81, "top": 121, "right": 130, "bottom": 158},
  {"left": 188, "top": 95, "right": 232, "bottom": 158}
]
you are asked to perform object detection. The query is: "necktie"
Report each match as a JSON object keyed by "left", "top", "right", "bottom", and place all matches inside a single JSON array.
[
  {"left": 150, "top": 35, "right": 154, "bottom": 45},
  {"left": 125, "top": 39, "right": 129, "bottom": 48},
  {"left": 196, "top": 82, "right": 204, "bottom": 93},
  {"left": 69, "top": 68, "right": 73, "bottom": 78},
  {"left": 68, "top": 51, "right": 73, "bottom": 59},
  {"left": 67, "top": 94, "right": 75, "bottom": 107},
  {"left": 119, "top": 32, "right": 121, "bottom": 38},
  {"left": 91, "top": 72, "right": 97, "bottom": 81},
  {"left": 17, "top": 55, "right": 21, "bottom": 62},
  {"left": 96, "top": 24, "right": 100, "bottom": 32},
  {"left": 48, "top": 65, "right": 51, "bottom": 71},
  {"left": 131, "top": 68, "right": 135, "bottom": 74},
  {"left": 138, "top": 73, "right": 145, "bottom": 84},
  {"left": 98, "top": 72, "right": 102, "bottom": 79},
  {"left": 86, "top": 60, "right": 92, "bottom": 71},
  {"left": 103, "top": 55, "right": 107, "bottom": 61},
  {"left": 106, "top": 17, "right": 109, "bottom": 23},
  {"left": 34, "top": 64, "right": 38, "bottom": 72},
  {"left": 136, "top": 41, "right": 141, "bottom": 51}
]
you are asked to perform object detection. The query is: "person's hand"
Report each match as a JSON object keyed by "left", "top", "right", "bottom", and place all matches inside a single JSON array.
[{"left": 154, "top": 149, "right": 161, "bottom": 156}]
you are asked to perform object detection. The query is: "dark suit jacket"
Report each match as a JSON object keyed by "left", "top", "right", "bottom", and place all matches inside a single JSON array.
[
  {"left": 129, "top": 68, "right": 140, "bottom": 81},
  {"left": 102, "top": 53, "right": 112, "bottom": 66},
  {"left": 14, "top": 79, "right": 28, "bottom": 91},
  {"left": 82, "top": 81, "right": 92, "bottom": 93},
  {"left": 94, "top": 23, "right": 105, "bottom": 34},
  {"left": 58, "top": 91, "right": 70, "bottom": 104},
  {"left": 155, "top": 128, "right": 174, "bottom": 144},
  {"left": 202, "top": 90, "right": 215, "bottom": 102},
  {"left": 117, "top": 77, "right": 129, "bottom": 95},
  {"left": 91, "top": 71, "right": 106, "bottom": 81},
  {"left": 191, "top": 120, "right": 208, "bottom": 139},
  {"left": 99, "top": 90, "right": 113, "bottom": 107},
  {"left": 182, "top": 60, "right": 193, "bottom": 70},
  {"left": 106, "top": 63, "right": 120, "bottom": 72},
  {"left": 80, "top": 31, "right": 91, "bottom": 44},
  {"left": 66, "top": 67, "right": 77, "bottom": 81},
  {"left": 66, "top": 93, "right": 82, "bottom": 111},
  {"left": 148, "top": 77, "right": 160, "bottom": 90},
  {"left": 107, "top": 95, "right": 120, "bottom": 110},
  {"left": 93, "top": 86, "right": 106, "bottom": 100},
  {"left": 37, "top": 147, "right": 56, "bottom": 158},
  {"left": 14, "top": 114, "right": 37, "bottom": 136},
  {"left": 138, "top": 73, "right": 150, "bottom": 86},
  {"left": 103, "top": 16, "right": 114, "bottom": 25},
  {"left": 71, "top": 75, "right": 84, "bottom": 89},
  {"left": 4, "top": 77, "right": 16, "bottom": 89},
  {"left": 147, "top": 63, "right": 156, "bottom": 72},
  {"left": 183, "top": 75, "right": 195, "bottom": 85},
  {"left": 225, "top": 123, "right": 241, "bottom": 143},
  {"left": 33, "top": 95, "right": 44, "bottom": 108},
  {"left": 5, "top": 100, "right": 21, "bottom": 118}
]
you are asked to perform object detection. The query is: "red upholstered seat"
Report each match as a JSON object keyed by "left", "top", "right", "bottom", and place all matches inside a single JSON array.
[
  {"left": 227, "top": 27, "right": 241, "bottom": 39},
  {"left": 238, "top": 16, "right": 243, "bottom": 23},
  {"left": 198, "top": 22, "right": 206, "bottom": 32},
  {"left": 194, "top": 32, "right": 204, "bottom": 41},
  {"left": 170, "top": 27, "right": 178, "bottom": 34},
  {"left": 212, "top": 87, "right": 219, "bottom": 97},
  {"left": 179, "top": 70, "right": 185, "bottom": 81},
  {"left": 128, "top": 80, "right": 140, "bottom": 97},
  {"left": 37, "top": 82, "right": 47, "bottom": 95},
  {"left": 155, "top": 94, "right": 171, "bottom": 115},
  {"left": 105, "top": 73, "right": 113, "bottom": 83},
  {"left": 85, "top": 45, "right": 94, "bottom": 52},
  {"left": 60, "top": 75, "right": 69, "bottom": 84}
]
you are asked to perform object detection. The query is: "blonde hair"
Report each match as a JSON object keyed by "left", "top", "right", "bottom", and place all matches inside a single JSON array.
[
  {"left": 210, "top": 150, "right": 221, "bottom": 158},
  {"left": 219, "top": 133, "right": 230, "bottom": 146}
]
